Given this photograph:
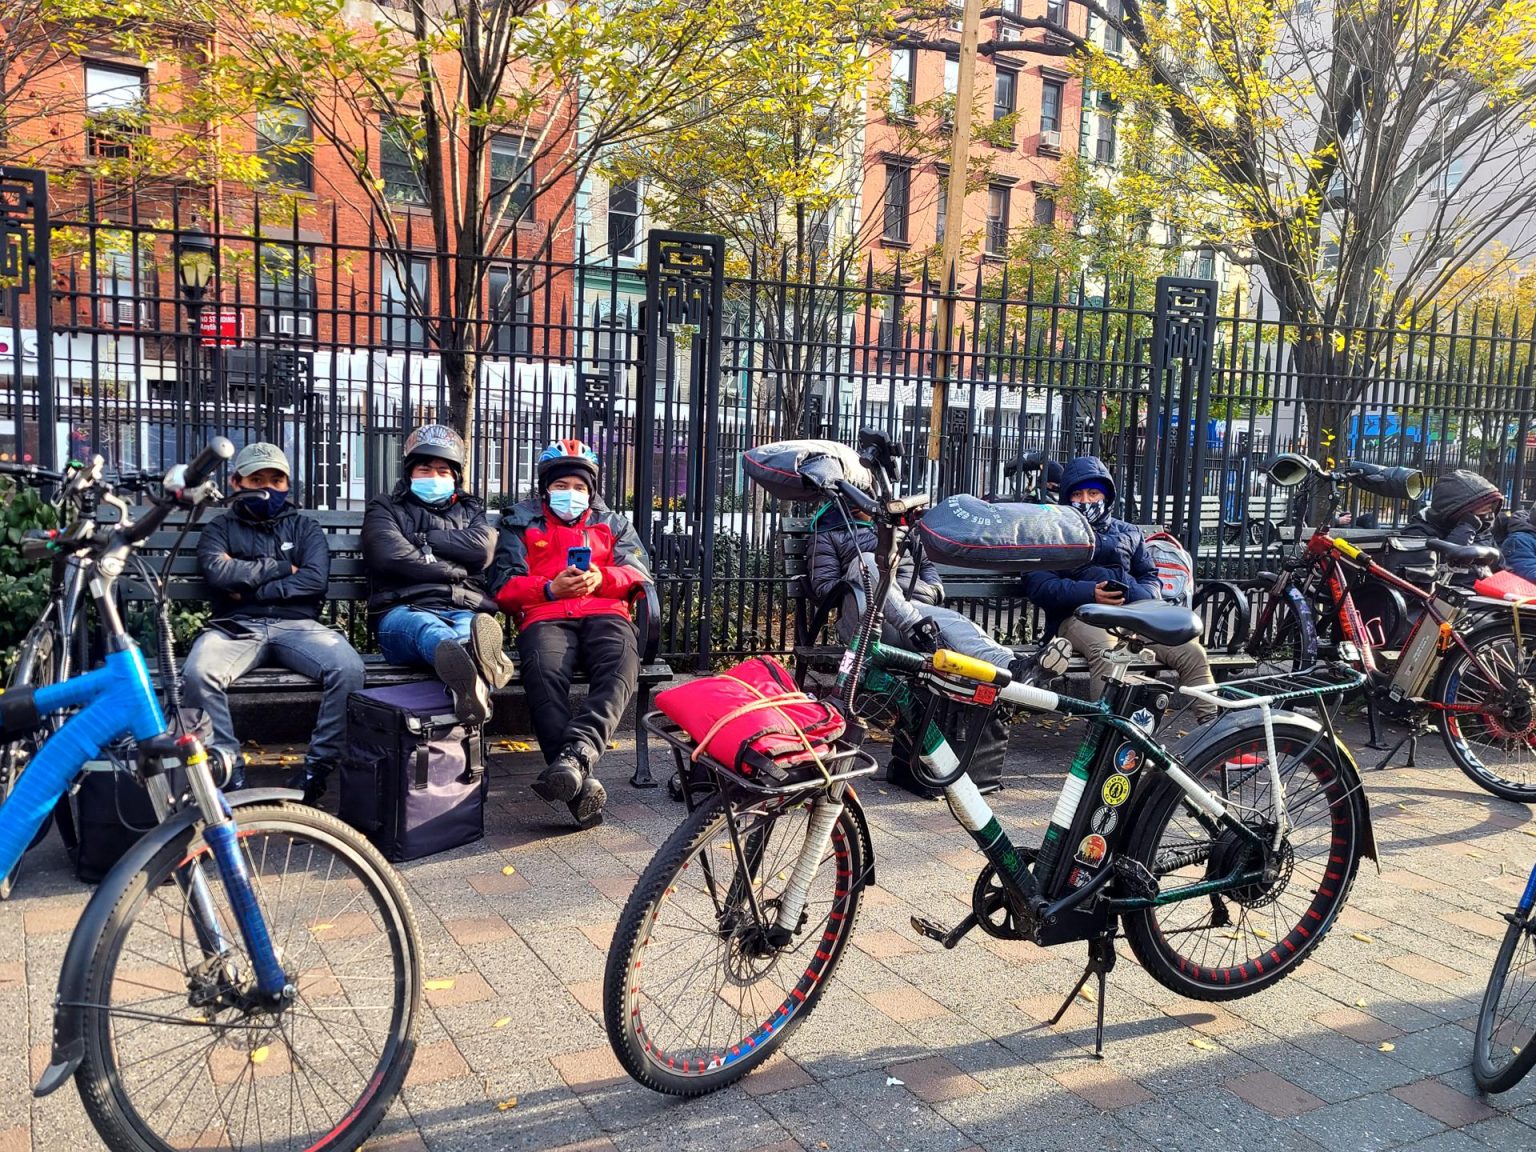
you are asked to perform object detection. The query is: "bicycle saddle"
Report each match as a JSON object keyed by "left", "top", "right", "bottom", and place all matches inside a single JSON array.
[
  {"left": 1426, "top": 538, "right": 1500, "bottom": 568},
  {"left": 1074, "top": 600, "right": 1203, "bottom": 646}
]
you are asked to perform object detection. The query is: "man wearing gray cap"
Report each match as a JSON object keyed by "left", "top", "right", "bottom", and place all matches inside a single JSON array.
[{"left": 181, "top": 442, "right": 365, "bottom": 802}]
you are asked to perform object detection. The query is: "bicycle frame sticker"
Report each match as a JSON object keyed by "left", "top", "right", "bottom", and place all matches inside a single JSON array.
[
  {"left": 1075, "top": 834, "right": 1107, "bottom": 866},
  {"left": 1089, "top": 806, "right": 1119, "bottom": 836},
  {"left": 1102, "top": 773, "right": 1132, "bottom": 806},
  {"left": 1130, "top": 708, "right": 1156, "bottom": 734},
  {"left": 1112, "top": 744, "right": 1142, "bottom": 774}
]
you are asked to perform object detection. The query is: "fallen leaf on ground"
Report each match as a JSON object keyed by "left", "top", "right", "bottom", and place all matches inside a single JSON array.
[
  {"left": 1189, "top": 1037, "right": 1216, "bottom": 1051},
  {"left": 496, "top": 1096, "right": 518, "bottom": 1111},
  {"left": 885, "top": 1076, "right": 904, "bottom": 1086},
  {"left": 1351, "top": 933, "right": 1374, "bottom": 944},
  {"left": 425, "top": 978, "right": 455, "bottom": 991},
  {"left": 1378, "top": 1042, "right": 1395, "bottom": 1052},
  {"left": 502, "top": 865, "right": 516, "bottom": 876},
  {"left": 251, "top": 1047, "right": 270, "bottom": 1064},
  {"left": 493, "top": 1017, "right": 512, "bottom": 1029}
]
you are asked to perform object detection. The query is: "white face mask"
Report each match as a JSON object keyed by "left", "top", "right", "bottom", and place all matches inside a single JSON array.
[{"left": 547, "top": 489, "right": 590, "bottom": 521}]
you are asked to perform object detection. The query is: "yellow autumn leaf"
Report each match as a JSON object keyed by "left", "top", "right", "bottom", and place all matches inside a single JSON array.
[
  {"left": 502, "top": 865, "right": 516, "bottom": 875},
  {"left": 425, "top": 978, "right": 456, "bottom": 991},
  {"left": 1378, "top": 1042, "right": 1394, "bottom": 1052},
  {"left": 493, "top": 1017, "right": 512, "bottom": 1029},
  {"left": 496, "top": 1096, "right": 518, "bottom": 1111},
  {"left": 311, "top": 923, "right": 333, "bottom": 932},
  {"left": 1355, "top": 999, "right": 1367, "bottom": 1008},
  {"left": 251, "top": 1046, "right": 270, "bottom": 1064},
  {"left": 1190, "top": 1037, "right": 1216, "bottom": 1050},
  {"left": 1077, "top": 987, "right": 1096, "bottom": 1004},
  {"left": 1351, "top": 933, "right": 1374, "bottom": 944}
]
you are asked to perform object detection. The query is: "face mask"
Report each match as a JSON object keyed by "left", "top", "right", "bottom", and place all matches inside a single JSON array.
[
  {"left": 1073, "top": 498, "right": 1110, "bottom": 528},
  {"left": 236, "top": 487, "right": 289, "bottom": 520},
  {"left": 547, "top": 489, "right": 590, "bottom": 522},
  {"left": 410, "top": 475, "right": 456, "bottom": 504}
]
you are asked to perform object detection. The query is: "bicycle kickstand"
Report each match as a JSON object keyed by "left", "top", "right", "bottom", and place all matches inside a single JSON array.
[
  {"left": 1372, "top": 720, "right": 1425, "bottom": 771},
  {"left": 1044, "top": 932, "right": 1118, "bottom": 1059}
]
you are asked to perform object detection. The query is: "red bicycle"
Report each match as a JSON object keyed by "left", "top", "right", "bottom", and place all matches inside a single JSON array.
[{"left": 1246, "top": 453, "right": 1536, "bottom": 803}]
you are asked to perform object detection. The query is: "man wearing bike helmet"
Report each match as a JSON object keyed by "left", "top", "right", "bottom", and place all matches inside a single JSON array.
[
  {"left": 363, "top": 424, "right": 512, "bottom": 723},
  {"left": 489, "top": 438, "right": 651, "bottom": 827},
  {"left": 184, "top": 442, "right": 366, "bottom": 798},
  {"left": 1024, "top": 456, "right": 1216, "bottom": 719}
]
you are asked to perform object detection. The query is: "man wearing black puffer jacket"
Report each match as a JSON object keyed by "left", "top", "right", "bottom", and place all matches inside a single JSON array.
[
  {"left": 182, "top": 442, "right": 366, "bottom": 799},
  {"left": 363, "top": 424, "right": 513, "bottom": 724}
]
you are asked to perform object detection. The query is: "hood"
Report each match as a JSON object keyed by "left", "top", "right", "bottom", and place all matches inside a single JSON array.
[
  {"left": 1059, "top": 456, "right": 1116, "bottom": 506},
  {"left": 1429, "top": 469, "right": 1501, "bottom": 525}
]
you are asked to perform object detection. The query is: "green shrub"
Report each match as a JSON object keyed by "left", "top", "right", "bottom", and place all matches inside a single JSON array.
[{"left": 0, "top": 479, "right": 59, "bottom": 663}]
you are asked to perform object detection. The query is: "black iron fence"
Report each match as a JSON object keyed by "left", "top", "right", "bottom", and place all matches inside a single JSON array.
[{"left": 4, "top": 174, "right": 1536, "bottom": 665}]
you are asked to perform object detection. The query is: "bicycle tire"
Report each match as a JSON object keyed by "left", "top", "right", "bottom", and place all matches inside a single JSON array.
[
  {"left": 1432, "top": 620, "right": 1536, "bottom": 803},
  {"left": 1122, "top": 724, "right": 1361, "bottom": 1000},
  {"left": 75, "top": 803, "right": 421, "bottom": 1152},
  {"left": 1192, "top": 583, "right": 1248, "bottom": 655},
  {"left": 1472, "top": 907, "right": 1536, "bottom": 1093},
  {"left": 1246, "top": 585, "right": 1312, "bottom": 674},
  {"left": 1, "top": 621, "right": 62, "bottom": 899},
  {"left": 604, "top": 789, "right": 866, "bottom": 1096}
]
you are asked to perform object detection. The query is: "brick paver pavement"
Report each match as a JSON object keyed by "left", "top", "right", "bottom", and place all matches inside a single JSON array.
[{"left": 4, "top": 713, "right": 1536, "bottom": 1150}]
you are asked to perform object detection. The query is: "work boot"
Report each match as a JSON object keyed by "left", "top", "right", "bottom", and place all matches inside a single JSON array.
[
  {"left": 568, "top": 774, "right": 607, "bottom": 829},
  {"left": 435, "top": 639, "right": 491, "bottom": 725},
  {"left": 467, "top": 614, "right": 514, "bottom": 691},
  {"left": 532, "top": 743, "right": 586, "bottom": 803},
  {"left": 284, "top": 764, "right": 328, "bottom": 807}
]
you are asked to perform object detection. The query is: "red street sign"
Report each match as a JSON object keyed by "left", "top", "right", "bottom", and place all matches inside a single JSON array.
[{"left": 200, "top": 308, "right": 241, "bottom": 347}]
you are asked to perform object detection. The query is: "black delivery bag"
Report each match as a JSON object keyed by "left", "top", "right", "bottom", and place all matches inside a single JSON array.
[
  {"left": 743, "top": 440, "right": 876, "bottom": 502},
  {"left": 340, "top": 681, "right": 487, "bottom": 862},
  {"left": 917, "top": 494, "right": 1096, "bottom": 572}
]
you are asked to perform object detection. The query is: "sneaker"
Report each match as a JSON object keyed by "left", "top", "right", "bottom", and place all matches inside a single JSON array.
[
  {"left": 532, "top": 744, "right": 585, "bottom": 804},
  {"left": 467, "top": 614, "right": 514, "bottom": 690},
  {"left": 435, "top": 639, "right": 491, "bottom": 725},
  {"left": 283, "top": 765, "right": 328, "bottom": 806},
  {"left": 568, "top": 774, "right": 607, "bottom": 829}
]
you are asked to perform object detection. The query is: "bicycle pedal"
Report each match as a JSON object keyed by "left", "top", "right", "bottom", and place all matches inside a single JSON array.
[
  {"left": 910, "top": 916, "right": 951, "bottom": 943},
  {"left": 1112, "top": 857, "right": 1159, "bottom": 902}
]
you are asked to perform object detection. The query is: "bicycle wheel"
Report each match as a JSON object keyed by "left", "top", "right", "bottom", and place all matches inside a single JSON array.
[
  {"left": 1473, "top": 901, "right": 1536, "bottom": 1093},
  {"left": 1122, "top": 725, "right": 1361, "bottom": 1000},
  {"left": 1193, "top": 583, "right": 1249, "bottom": 655},
  {"left": 76, "top": 803, "right": 421, "bottom": 1152},
  {"left": 604, "top": 789, "right": 866, "bottom": 1096},
  {"left": 1246, "top": 586, "right": 1312, "bottom": 674},
  {"left": 1433, "top": 621, "right": 1536, "bottom": 803},
  {"left": 1, "top": 621, "right": 61, "bottom": 899}
]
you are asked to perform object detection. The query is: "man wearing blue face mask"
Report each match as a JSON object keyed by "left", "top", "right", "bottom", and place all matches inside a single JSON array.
[
  {"left": 183, "top": 442, "right": 366, "bottom": 800},
  {"left": 363, "top": 424, "right": 512, "bottom": 724}
]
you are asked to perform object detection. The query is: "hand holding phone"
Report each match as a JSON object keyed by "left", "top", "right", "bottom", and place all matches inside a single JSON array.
[
  {"left": 1096, "top": 580, "right": 1128, "bottom": 604},
  {"left": 566, "top": 546, "right": 592, "bottom": 571}
]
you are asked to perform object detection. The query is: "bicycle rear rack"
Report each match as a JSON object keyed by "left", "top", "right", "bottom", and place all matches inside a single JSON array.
[{"left": 1179, "top": 662, "right": 1366, "bottom": 712}]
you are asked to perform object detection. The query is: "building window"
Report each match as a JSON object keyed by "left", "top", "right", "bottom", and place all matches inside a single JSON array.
[
  {"left": 986, "top": 185, "right": 1010, "bottom": 256},
  {"left": 883, "top": 163, "right": 911, "bottom": 243},
  {"left": 96, "top": 240, "right": 149, "bottom": 327},
  {"left": 84, "top": 63, "right": 147, "bottom": 159},
  {"left": 487, "top": 267, "right": 532, "bottom": 355},
  {"left": 807, "top": 212, "right": 831, "bottom": 267},
  {"left": 1438, "top": 158, "right": 1465, "bottom": 199},
  {"left": 256, "top": 243, "right": 316, "bottom": 341},
  {"left": 608, "top": 178, "right": 643, "bottom": 260},
  {"left": 1041, "top": 79, "right": 1064, "bottom": 134},
  {"left": 1103, "top": 0, "right": 1125, "bottom": 55},
  {"left": 1034, "top": 194, "right": 1057, "bottom": 227},
  {"left": 1321, "top": 239, "right": 1340, "bottom": 272},
  {"left": 1196, "top": 248, "right": 1216, "bottom": 280},
  {"left": 888, "top": 48, "right": 917, "bottom": 119},
  {"left": 936, "top": 170, "right": 949, "bottom": 246},
  {"left": 379, "top": 117, "right": 425, "bottom": 205},
  {"left": 1046, "top": 0, "right": 1066, "bottom": 23},
  {"left": 381, "top": 255, "right": 430, "bottom": 347},
  {"left": 489, "top": 136, "right": 536, "bottom": 222},
  {"left": 993, "top": 69, "right": 1017, "bottom": 126},
  {"left": 876, "top": 294, "right": 900, "bottom": 361},
  {"left": 1096, "top": 114, "right": 1117, "bottom": 164},
  {"left": 943, "top": 56, "right": 959, "bottom": 96},
  {"left": 256, "top": 104, "right": 312, "bottom": 190}
]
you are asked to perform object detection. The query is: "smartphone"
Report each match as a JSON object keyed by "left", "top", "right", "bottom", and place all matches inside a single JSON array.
[
  {"left": 1101, "top": 579, "right": 1128, "bottom": 598},
  {"left": 567, "top": 546, "right": 592, "bottom": 571}
]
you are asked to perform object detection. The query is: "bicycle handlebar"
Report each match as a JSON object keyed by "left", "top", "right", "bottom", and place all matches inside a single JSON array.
[{"left": 183, "top": 437, "right": 235, "bottom": 489}]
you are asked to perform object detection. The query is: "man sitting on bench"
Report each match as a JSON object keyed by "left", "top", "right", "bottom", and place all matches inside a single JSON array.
[
  {"left": 182, "top": 442, "right": 366, "bottom": 802},
  {"left": 1023, "top": 455, "right": 1216, "bottom": 721}
]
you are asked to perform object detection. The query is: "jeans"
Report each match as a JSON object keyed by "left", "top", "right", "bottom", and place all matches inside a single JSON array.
[
  {"left": 516, "top": 616, "right": 640, "bottom": 767},
  {"left": 181, "top": 617, "right": 366, "bottom": 775},
  {"left": 376, "top": 606, "right": 477, "bottom": 667}
]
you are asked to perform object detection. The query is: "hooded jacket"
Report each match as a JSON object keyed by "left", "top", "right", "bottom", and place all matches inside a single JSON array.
[
  {"left": 1404, "top": 469, "right": 1501, "bottom": 546},
  {"left": 807, "top": 510, "right": 943, "bottom": 607},
  {"left": 362, "top": 481, "right": 497, "bottom": 620},
  {"left": 490, "top": 495, "right": 651, "bottom": 627},
  {"left": 1498, "top": 509, "right": 1536, "bottom": 582},
  {"left": 1021, "top": 456, "right": 1160, "bottom": 638},
  {"left": 197, "top": 498, "right": 330, "bottom": 622}
]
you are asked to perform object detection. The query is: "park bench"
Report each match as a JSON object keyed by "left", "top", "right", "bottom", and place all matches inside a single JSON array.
[
  {"left": 118, "top": 509, "right": 674, "bottom": 786},
  {"left": 779, "top": 514, "right": 1257, "bottom": 690}
]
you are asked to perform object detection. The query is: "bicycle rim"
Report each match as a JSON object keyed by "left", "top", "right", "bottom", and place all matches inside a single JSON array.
[
  {"left": 1473, "top": 915, "right": 1536, "bottom": 1093},
  {"left": 604, "top": 791, "right": 864, "bottom": 1096},
  {"left": 1123, "top": 731, "right": 1359, "bottom": 1000},
  {"left": 77, "top": 804, "right": 421, "bottom": 1152},
  {"left": 1437, "top": 629, "right": 1536, "bottom": 802}
]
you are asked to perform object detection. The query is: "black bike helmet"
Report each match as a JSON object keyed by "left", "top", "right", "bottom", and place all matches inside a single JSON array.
[{"left": 402, "top": 424, "right": 466, "bottom": 475}]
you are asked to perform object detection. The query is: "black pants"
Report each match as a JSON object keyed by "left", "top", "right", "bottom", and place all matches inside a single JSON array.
[{"left": 516, "top": 615, "right": 640, "bottom": 767}]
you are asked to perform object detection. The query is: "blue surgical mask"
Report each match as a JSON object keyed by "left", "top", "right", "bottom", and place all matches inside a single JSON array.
[
  {"left": 410, "top": 475, "right": 456, "bottom": 504},
  {"left": 236, "top": 487, "right": 289, "bottom": 520},
  {"left": 547, "top": 489, "right": 590, "bottom": 522}
]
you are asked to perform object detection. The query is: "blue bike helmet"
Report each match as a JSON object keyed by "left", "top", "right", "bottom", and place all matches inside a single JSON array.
[{"left": 537, "top": 438, "right": 600, "bottom": 492}]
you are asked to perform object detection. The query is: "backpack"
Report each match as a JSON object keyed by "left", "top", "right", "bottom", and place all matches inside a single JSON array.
[{"left": 1143, "top": 530, "right": 1195, "bottom": 607}]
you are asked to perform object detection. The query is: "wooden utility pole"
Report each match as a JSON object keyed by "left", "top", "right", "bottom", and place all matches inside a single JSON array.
[{"left": 929, "top": 0, "right": 984, "bottom": 464}]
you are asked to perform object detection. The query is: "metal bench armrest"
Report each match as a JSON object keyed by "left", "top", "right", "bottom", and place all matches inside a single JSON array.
[{"left": 631, "top": 582, "right": 662, "bottom": 664}]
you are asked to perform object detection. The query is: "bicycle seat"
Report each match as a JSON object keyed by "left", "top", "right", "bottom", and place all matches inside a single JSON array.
[
  {"left": 1426, "top": 539, "right": 1500, "bottom": 568},
  {"left": 1074, "top": 600, "right": 1203, "bottom": 646}
]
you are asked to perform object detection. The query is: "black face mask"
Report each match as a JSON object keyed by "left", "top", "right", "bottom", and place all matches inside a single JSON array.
[
  {"left": 235, "top": 488, "right": 289, "bottom": 520},
  {"left": 1072, "top": 498, "right": 1110, "bottom": 528}
]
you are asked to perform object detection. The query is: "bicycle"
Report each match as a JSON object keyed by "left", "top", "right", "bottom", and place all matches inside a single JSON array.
[
  {"left": 0, "top": 458, "right": 167, "bottom": 898},
  {"left": 1248, "top": 452, "right": 1536, "bottom": 803},
  {"left": 602, "top": 430, "right": 1376, "bottom": 1095},
  {"left": 2, "top": 439, "right": 421, "bottom": 1152},
  {"left": 1473, "top": 856, "right": 1536, "bottom": 1093}
]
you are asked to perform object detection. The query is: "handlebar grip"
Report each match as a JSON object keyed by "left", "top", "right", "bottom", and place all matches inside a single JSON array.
[
  {"left": 930, "top": 649, "right": 1000, "bottom": 684},
  {"left": 183, "top": 438, "right": 236, "bottom": 488},
  {"left": 833, "top": 479, "right": 879, "bottom": 518},
  {"left": 1331, "top": 537, "right": 1363, "bottom": 561},
  {"left": 19, "top": 529, "right": 58, "bottom": 562}
]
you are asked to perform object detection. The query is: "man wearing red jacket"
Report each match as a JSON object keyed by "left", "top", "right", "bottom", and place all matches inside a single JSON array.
[{"left": 490, "top": 440, "right": 652, "bottom": 826}]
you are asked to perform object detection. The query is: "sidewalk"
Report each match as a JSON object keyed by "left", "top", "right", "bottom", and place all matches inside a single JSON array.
[{"left": 3, "top": 714, "right": 1535, "bottom": 1151}]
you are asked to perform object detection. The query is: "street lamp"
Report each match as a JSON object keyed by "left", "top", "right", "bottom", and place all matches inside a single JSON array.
[{"left": 174, "top": 229, "right": 217, "bottom": 454}]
